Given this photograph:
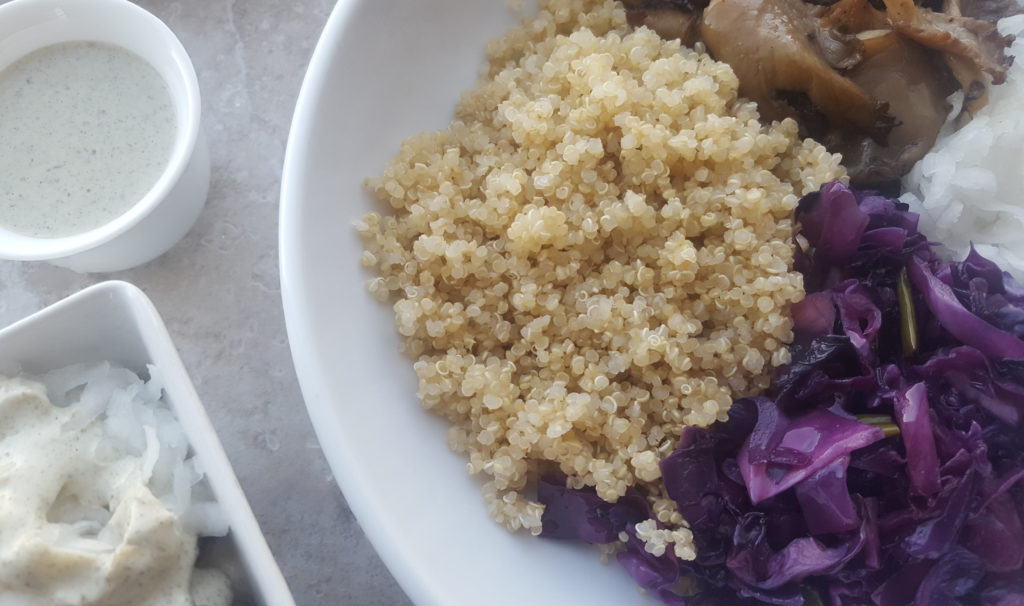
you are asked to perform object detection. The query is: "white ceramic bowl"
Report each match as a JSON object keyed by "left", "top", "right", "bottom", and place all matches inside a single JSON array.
[
  {"left": 280, "top": 1, "right": 659, "bottom": 604},
  {"left": 0, "top": 0, "right": 209, "bottom": 273},
  {"left": 0, "top": 281, "right": 295, "bottom": 606}
]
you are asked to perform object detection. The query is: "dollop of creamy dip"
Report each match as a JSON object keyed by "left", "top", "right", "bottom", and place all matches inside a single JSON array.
[
  {"left": 0, "top": 41, "right": 177, "bottom": 238},
  {"left": 0, "top": 372, "right": 229, "bottom": 606}
]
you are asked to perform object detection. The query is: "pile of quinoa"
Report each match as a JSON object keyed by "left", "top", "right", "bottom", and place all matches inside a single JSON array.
[{"left": 358, "top": 0, "right": 844, "bottom": 553}]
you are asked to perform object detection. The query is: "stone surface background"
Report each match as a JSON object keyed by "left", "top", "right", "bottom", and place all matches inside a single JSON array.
[{"left": 0, "top": 0, "right": 412, "bottom": 603}]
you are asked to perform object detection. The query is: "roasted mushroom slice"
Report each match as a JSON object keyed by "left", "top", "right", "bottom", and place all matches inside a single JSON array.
[
  {"left": 821, "top": 0, "right": 889, "bottom": 32},
  {"left": 883, "top": 0, "right": 1014, "bottom": 112},
  {"left": 829, "top": 30, "right": 957, "bottom": 185},
  {"left": 701, "top": 0, "right": 895, "bottom": 139}
]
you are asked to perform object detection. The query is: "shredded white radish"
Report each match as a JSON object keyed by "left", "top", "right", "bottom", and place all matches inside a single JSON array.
[{"left": 902, "top": 14, "right": 1024, "bottom": 279}]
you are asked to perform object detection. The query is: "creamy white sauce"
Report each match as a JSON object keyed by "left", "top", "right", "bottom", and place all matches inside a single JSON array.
[
  {"left": 0, "top": 376, "right": 229, "bottom": 606},
  {"left": 0, "top": 41, "right": 177, "bottom": 238}
]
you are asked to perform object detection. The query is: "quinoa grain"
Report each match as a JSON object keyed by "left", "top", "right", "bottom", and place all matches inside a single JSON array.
[{"left": 360, "top": 0, "right": 843, "bottom": 539}]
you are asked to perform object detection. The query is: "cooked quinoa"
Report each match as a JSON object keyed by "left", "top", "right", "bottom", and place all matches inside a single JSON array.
[{"left": 358, "top": 0, "right": 844, "bottom": 543}]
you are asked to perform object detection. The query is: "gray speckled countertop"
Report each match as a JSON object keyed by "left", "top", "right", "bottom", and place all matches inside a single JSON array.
[{"left": 0, "top": 0, "right": 412, "bottom": 604}]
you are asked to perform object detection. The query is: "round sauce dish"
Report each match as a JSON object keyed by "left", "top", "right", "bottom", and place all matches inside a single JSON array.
[
  {"left": 0, "top": 0, "right": 210, "bottom": 272},
  {"left": 0, "top": 41, "right": 178, "bottom": 238}
]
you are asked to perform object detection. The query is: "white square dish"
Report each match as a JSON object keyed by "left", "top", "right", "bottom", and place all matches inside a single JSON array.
[{"left": 0, "top": 280, "right": 295, "bottom": 606}]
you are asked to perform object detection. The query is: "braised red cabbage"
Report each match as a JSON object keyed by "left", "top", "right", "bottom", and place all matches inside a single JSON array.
[{"left": 537, "top": 181, "right": 1024, "bottom": 605}]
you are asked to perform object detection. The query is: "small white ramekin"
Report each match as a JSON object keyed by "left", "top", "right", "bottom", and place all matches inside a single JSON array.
[{"left": 0, "top": 0, "right": 209, "bottom": 273}]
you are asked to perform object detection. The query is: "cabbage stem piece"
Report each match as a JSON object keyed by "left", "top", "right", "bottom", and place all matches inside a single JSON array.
[{"left": 898, "top": 266, "right": 919, "bottom": 357}]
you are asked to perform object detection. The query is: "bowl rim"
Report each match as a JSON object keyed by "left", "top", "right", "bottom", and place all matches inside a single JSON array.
[
  {"left": 278, "top": 0, "right": 446, "bottom": 604},
  {"left": 0, "top": 0, "right": 202, "bottom": 260}
]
